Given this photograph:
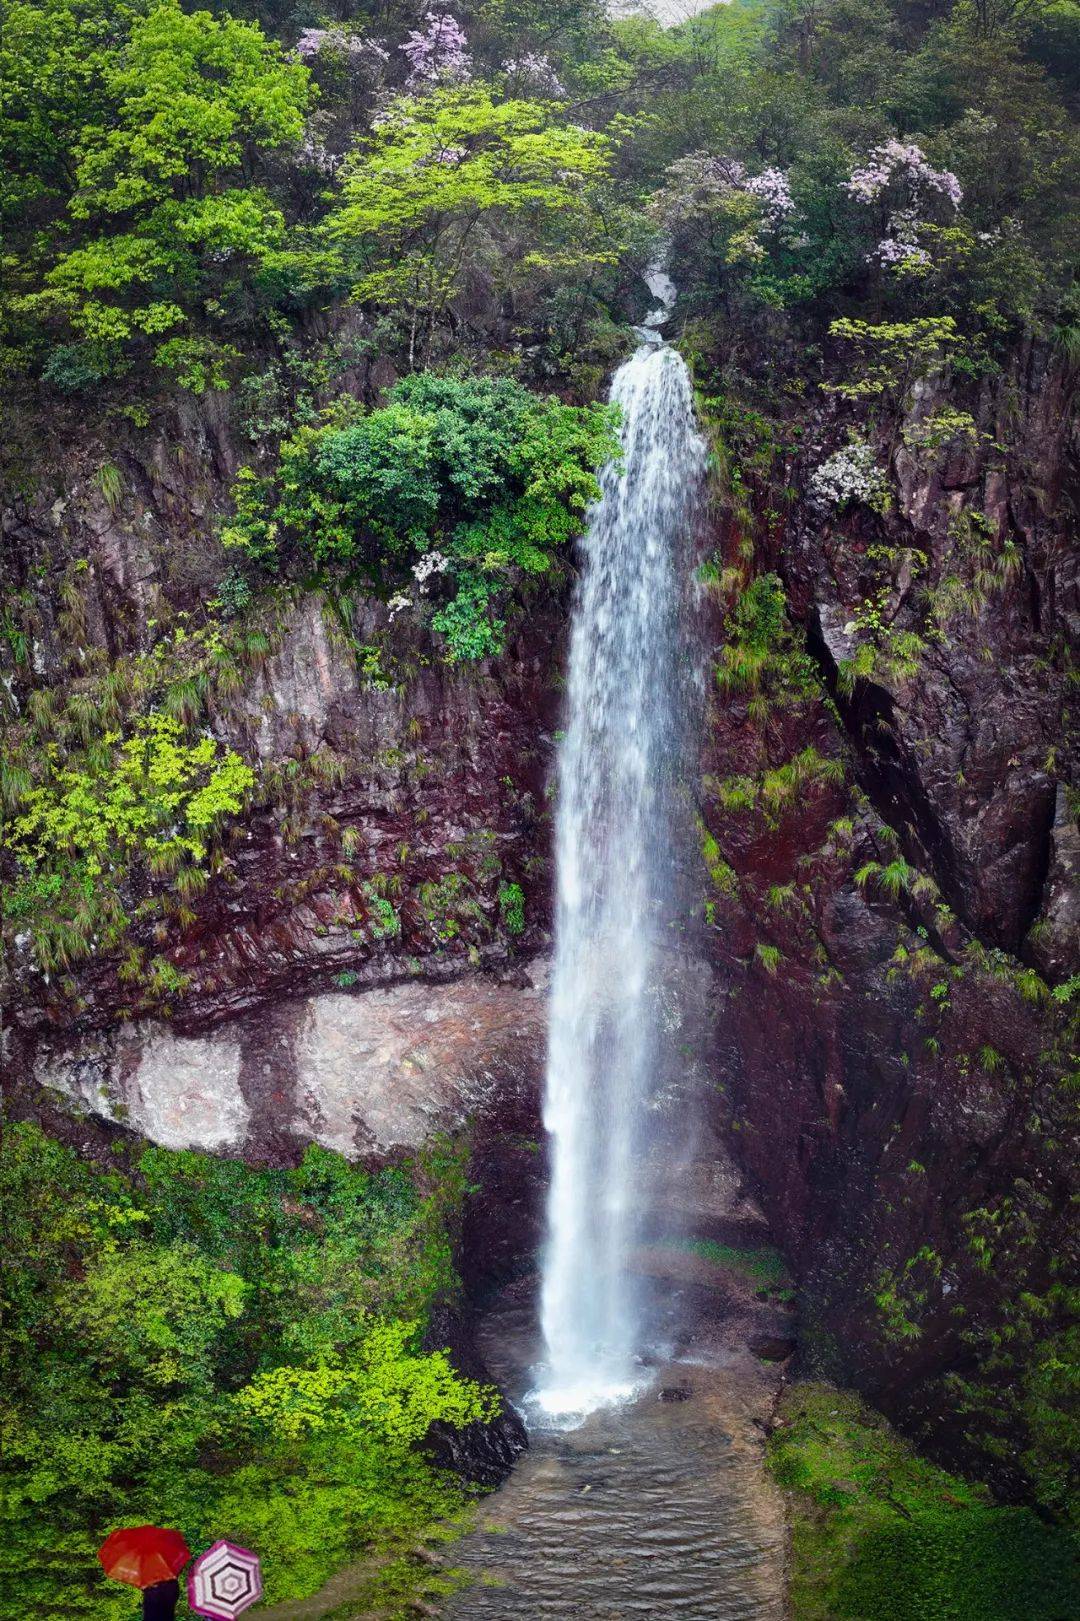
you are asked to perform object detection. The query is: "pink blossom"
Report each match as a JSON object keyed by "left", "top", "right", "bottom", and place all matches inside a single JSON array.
[
  {"left": 845, "top": 139, "right": 960, "bottom": 273},
  {"left": 845, "top": 139, "right": 961, "bottom": 209},
  {"left": 502, "top": 53, "right": 566, "bottom": 97},
  {"left": 873, "top": 206, "right": 931, "bottom": 269},
  {"left": 400, "top": 12, "right": 471, "bottom": 86},
  {"left": 744, "top": 166, "right": 795, "bottom": 224},
  {"left": 875, "top": 236, "right": 930, "bottom": 268},
  {"left": 296, "top": 27, "right": 389, "bottom": 63},
  {"left": 654, "top": 152, "right": 795, "bottom": 216}
]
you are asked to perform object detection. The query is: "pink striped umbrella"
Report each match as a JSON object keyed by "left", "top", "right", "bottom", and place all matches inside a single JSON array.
[{"left": 187, "top": 1540, "right": 262, "bottom": 1619}]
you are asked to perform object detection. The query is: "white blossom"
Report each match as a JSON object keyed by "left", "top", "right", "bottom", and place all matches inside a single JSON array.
[
  {"left": 411, "top": 550, "right": 449, "bottom": 592},
  {"left": 810, "top": 442, "right": 889, "bottom": 510},
  {"left": 501, "top": 53, "right": 566, "bottom": 97}
]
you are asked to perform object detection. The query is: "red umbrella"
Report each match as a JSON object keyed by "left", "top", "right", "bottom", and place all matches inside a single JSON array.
[{"left": 98, "top": 1525, "right": 191, "bottom": 1589}]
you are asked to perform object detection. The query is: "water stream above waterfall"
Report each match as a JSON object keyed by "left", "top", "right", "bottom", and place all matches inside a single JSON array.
[{"left": 530, "top": 299, "right": 708, "bottom": 1422}]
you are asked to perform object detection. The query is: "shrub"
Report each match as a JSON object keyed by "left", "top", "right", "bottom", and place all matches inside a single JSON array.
[{"left": 222, "top": 374, "right": 620, "bottom": 663}]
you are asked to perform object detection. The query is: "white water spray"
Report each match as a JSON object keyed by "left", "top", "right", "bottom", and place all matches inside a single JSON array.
[{"left": 533, "top": 284, "right": 707, "bottom": 1422}]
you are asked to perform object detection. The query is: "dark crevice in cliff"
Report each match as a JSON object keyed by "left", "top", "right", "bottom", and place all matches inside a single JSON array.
[{"left": 805, "top": 613, "right": 962, "bottom": 920}]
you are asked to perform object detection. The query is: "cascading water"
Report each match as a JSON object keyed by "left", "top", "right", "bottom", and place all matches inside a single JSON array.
[{"left": 532, "top": 284, "right": 707, "bottom": 1422}]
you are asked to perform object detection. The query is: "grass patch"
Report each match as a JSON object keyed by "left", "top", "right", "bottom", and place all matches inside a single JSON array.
[
  {"left": 671, "top": 1237, "right": 792, "bottom": 1291},
  {"left": 768, "top": 1383, "right": 1079, "bottom": 1620}
]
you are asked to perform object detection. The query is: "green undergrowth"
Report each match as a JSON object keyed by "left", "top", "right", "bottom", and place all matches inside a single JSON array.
[
  {"left": 711, "top": 571, "right": 822, "bottom": 724},
  {"left": 1, "top": 600, "right": 283, "bottom": 978},
  {"left": 0, "top": 1124, "right": 495, "bottom": 1620},
  {"left": 769, "top": 1384, "right": 1079, "bottom": 1621}
]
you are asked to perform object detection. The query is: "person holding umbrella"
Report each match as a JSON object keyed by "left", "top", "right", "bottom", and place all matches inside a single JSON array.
[
  {"left": 97, "top": 1525, "right": 190, "bottom": 1618},
  {"left": 142, "top": 1575, "right": 181, "bottom": 1619}
]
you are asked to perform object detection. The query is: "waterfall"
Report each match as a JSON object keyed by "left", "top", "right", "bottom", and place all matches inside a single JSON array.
[{"left": 532, "top": 293, "right": 707, "bottom": 1422}]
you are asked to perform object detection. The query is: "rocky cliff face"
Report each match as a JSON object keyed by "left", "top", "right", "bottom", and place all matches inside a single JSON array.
[
  {"left": 696, "top": 339, "right": 1078, "bottom": 1511},
  {"left": 4, "top": 385, "right": 564, "bottom": 1046},
  {"left": 3, "top": 339, "right": 1076, "bottom": 1516}
]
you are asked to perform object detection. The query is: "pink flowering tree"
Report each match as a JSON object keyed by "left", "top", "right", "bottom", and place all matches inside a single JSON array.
[
  {"left": 650, "top": 152, "right": 799, "bottom": 293},
  {"left": 399, "top": 12, "right": 471, "bottom": 87},
  {"left": 844, "top": 139, "right": 962, "bottom": 274},
  {"left": 294, "top": 29, "right": 391, "bottom": 174}
]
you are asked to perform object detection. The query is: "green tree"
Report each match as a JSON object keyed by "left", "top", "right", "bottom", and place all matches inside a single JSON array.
[
  {"left": 223, "top": 373, "right": 619, "bottom": 661},
  {"left": 13, "top": 0, "right": 310, "bottom": 374},
  {"left": 0, "top": 1126, "right": 494, "bottom": 1617},
  {"left": 329, "top": 82, "right": 613, "bottom": 360}
]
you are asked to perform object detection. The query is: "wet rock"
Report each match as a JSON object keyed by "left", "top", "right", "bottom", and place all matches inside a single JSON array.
[
  {"left": 423, "top": 1305, "right": 528, "bottom": 1487},
  {"left": 699, "top": 338, "right": 1078, "bottom": 1505},
  {"left": 1031, "top": 783, "right": 1080, "bottom": 978},
  {"left": 33, "top": 968, "right": 548, "bottom": 1161},
  {"left": 749, "top": 1336, "right": 796, "bottom": 1364}
]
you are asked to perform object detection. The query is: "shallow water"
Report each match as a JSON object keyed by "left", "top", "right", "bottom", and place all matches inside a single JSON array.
[{"left": 445, "top": 1294, "right": 787, "bottom": 1620}]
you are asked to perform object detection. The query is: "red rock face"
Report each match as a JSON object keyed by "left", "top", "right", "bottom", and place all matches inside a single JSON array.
[{"left": 5, "top": 582, "right": 565, "bottom": 1046}]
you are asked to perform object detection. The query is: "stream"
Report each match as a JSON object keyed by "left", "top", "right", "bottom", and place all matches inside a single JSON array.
[{"left": 445, "top": 1274, "right": 788, "bottom": 1620}]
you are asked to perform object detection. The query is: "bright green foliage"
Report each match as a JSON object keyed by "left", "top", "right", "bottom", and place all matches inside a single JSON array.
[
  {"left": 7, "top": 0, "right": 310, "bottom": 372},
  {"left": 497, "top": 880, "right": 526, "bottom": 935},
  {"left": 8, "top": 712, "right": 252, "bottom": 877},
  {"left": 223, "top": 373, "right": 620, "bottom": 662},
  {"left": 68, "top": 3, "right": 308, "bottom": 218},
  {"left": 855, "top": 856, "right": 913, "bottom": 899},
  {"left": 236, "top": 1321, "right": 498, "bottom": 1444},
  {"left": 0, "top": 599, "right": 281, "bottom": 975},
  {"left": 768, "top": 1383, "right": 1078, "bottom": 1620},
  {"left": 2, "top": 0, "right": 147, "bottom": 222},
  {"left": 719, "top": 573, "right": 786, "bottom": 689},
  {"left": 1, "top": 1125, "right": 493, "bottom": 1618},
  {"left": 361, "top": 881, "right": 402, "bottom": 941},
  {"left": 824, "top": 317, "right": 961, "bottom": 404},
  {"left": 3, "top": 711, "right": 252, "bottom": 968},
  {"left": 330, "top": 82, "right": 613, "bottom": 336}
]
